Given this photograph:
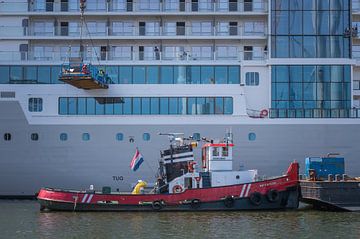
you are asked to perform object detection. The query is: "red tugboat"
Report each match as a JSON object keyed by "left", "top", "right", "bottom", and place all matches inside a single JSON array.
[{"left": 37, "top": 133, "right": 300, "bottom": 211}]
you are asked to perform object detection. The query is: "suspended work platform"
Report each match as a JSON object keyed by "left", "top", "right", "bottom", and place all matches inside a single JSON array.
[{"left": 59, "top": 63, "right": 109, "bottom": 90}]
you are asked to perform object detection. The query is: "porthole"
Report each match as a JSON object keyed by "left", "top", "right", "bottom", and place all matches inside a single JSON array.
[
  {"left": 31, "top": 133, "right": 39, "bottom": 141},
  {"left": 60, "top": 133, "right": 68, "bottom": 141},
  {"left": 248, "top": 132, "right": 256, "bottom": 141},
  {"left": 143, "top": 133, "right": 150, "bottom": 141},
  {"left": 4, "top": 133, "right": 11, "bottom": 141},
  {"left": 116, "top": 133, "right": 124, "bottom": 141},
  {"left": 82, "top": 133, "right": 90, "bottom": 141}
]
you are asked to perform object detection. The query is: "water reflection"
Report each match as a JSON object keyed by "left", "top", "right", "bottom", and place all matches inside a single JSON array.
[{"left": 0, "top": 201, "right": 359, "bottom": 239}]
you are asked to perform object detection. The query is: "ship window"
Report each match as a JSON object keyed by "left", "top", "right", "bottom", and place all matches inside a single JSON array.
[
  {"left": 192, "top": 133, "right": 200, "bottom": 141},
  {"left": 4, "top": 133, "right": 11, "bottom": 141},
  {"left": 143, "top": 133, "right": 150, "bottom": 141},
  {"left": 213, "top": 147, "right": 219, "bottom": 156},
  {"left": 82, "top": 133, "right": 90, "bottom": 141},
  {"left": 60, "top": 133, "right": 68, "bottom": 141},
  {"left": 222, "top": 147, "right": 229, "bottom": 156},
  {"left": 31, "top": 133, "right": 39, "bottom": 141},
  {"left": 28, "top": 98, "right": 43, "bottom": 112},
  {"left": 248, "top": 132, "right": 256, "bottom": 141},
  {"left": 116, "top": 133, "right": 124, "bottom": 141},
  {"left": 245, "top": 72, "right": 259, "bottom": 86}
]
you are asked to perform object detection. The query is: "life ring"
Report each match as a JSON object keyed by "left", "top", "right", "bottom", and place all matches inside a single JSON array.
[
  {"left": 260, "top": 109, "right": 268, "bottom": 118},
  {"left": 172, "top": 185, "right": 184, "bottom": 194},
  {"left": 190, "top": 199, "right": 201, "bottom": 209},
  {"left": 152, "top": 200, "right": 163, "bottom": 210},
  {"left": 249, "top": 192, "right": 262, "bottom": 206},
  {"left": 266, "top": 189, "right": 280, "bottom": 203},
  {"left": 223, "top": 196, "right": 235, "bottom": 208}
]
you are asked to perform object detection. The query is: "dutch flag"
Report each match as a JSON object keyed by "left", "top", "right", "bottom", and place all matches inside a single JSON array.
[{"left": 130, "top": 148, "right": 144, "bottom": 172}]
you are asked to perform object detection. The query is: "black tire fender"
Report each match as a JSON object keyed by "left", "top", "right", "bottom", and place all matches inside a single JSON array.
[
  {"left": 267, "top": 189, "right": 280, "bottom": 203},
  {"left": 152, "top": 200, "right": 163, "bottom": 211},
  {"left": 249, "top": 192, "right": 262, "bottom": 206},
  {"left": 223, "top": 196, "right": 235, "bottom": 208},
  {"left": 190, "top": 199, "right": 201, "bottom": 209}
]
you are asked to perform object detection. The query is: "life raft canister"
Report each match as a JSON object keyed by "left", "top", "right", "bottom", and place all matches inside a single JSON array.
[
  {"left": 172, "top": 185, "right": 184, "bottom": 194},
  {"left": 260, "top": 109, "right": 268, "bottom": 118}
]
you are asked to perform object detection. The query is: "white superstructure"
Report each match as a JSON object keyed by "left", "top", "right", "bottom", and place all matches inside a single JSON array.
[{"left": 0, "top": 0, "right": 360, "bottom": 197}]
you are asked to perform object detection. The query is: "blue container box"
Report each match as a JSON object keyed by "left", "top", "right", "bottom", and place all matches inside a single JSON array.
[{"left": 305, "top": 157, "right": 345, "bottom": 179}]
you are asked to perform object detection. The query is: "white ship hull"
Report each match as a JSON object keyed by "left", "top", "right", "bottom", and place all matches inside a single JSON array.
[{"left": 1, "top": 101, "right": 359, "bottom": 197}]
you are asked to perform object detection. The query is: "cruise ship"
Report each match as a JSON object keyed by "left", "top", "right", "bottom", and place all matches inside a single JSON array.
[{"left": 1, "top": 0, "right": 360, "bottom": 198}]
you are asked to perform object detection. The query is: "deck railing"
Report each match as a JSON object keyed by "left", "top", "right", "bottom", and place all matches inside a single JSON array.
[
  {"left": 269, "top": 108, "right": 360, "bottom": 119},
  {"left": 0, "top": 0, "right": 268, "bottom": 13},
  {"left": 0, "top": 50, "right": 268, "bottom": 63}
]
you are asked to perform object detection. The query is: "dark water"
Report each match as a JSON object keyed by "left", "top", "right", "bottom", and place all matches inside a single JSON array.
[{"left": 0, "top": 201, "right": 359, "bottom": 239}]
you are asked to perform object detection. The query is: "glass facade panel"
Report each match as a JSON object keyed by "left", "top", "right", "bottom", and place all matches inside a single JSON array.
[
  {"left": 105, "top": 98, "right": 114, "bottom": 115},
  {"left": 119, "top": 66, "right": 132, "bottom": 84},
  {"left": 160, "top": 98, "right": 169, "bottom": 114},
  {"left": 289, "top": 10, "right": 302, "bottom": 35},
  {"left": 215, "top": 97, "right": 224, "bottom": 114},
  {"left": 187, "top": 97, "right": 196, "bottom": 114},
  {"left": 215, "top": 66, "right": 227, "bottom": 84},
  {"left": 201, "top": 66, "right": 214, "bottom": 84},
  {"left": 10, "top": 66, "right": 23, "bottom": 82},
  {"left": 174, "top": 66, "right": 186, "bottom": 84},
  {"left": 1, "top": 65, "right": 241, "bottom": 85},
  {"left": 160, "top": 66, "right": 174, "bottom": 84},
  {"left": 147, "top": 66, "right": 159, "bottom": 84},
  {"left": 51, "top": 66, "right": 62, "bottom": 84},
  {"left": 95, "top": 98, "right": 104, "bottom": 115},
  {"left": 303, "top": 36, "right": 316, "bottom": 58},
  {"left": 187, "top": 66, "right": 200, "bottom": 84},
  {"left": 78, "top": 98, "right": 86, "bottom": 115},
  {"left": 0, "top": 66, "right": 9, "bottom": 84},
  {"left": 151, "top": 98, "right": 159, "bottom": 114},
  {"left": 271, "top": 2, "right": 350, "bottom": 59},
  {"left": 141, "top": 98, "right": 150, "bottom": 114},
  {"left": 123, "top": 97, "right": 131, "bottom": 114},
  {"left": 106, "top": 66, "right": 119, "bottom": 84},
  {"left": 133, "top": 97, "right": 141, "bottom": 114},
  {"left": 169, "top": 98, "right": 178, "bottom": 114},
  {"left": 133, "top": 66, "right": 145, "bottom": 84},
  {"left": 59, "top": 97, "right": 233, "bottom": 115},
  {"left": 68, "top": 97, "right": 77, "bottom": 115},
  {"left": 228, "top": 66, "right": 240, "bottom": 84},
  {"left": 38, "top": 66, "right": 51, "bottom": 84},
  {"left": 272, "top": 65, "right": 351, "bottom": 115}
]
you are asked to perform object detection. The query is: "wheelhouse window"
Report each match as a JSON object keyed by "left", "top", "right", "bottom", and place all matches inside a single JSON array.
[
  {"left": 143, "top": 133, "right": 150, "bottom": 141},
  {"left": 245, "top": 72, "right": 260, "bottom": 86},
  {"left": 29, "top": 98, "right": 43, "bottom": 112}
]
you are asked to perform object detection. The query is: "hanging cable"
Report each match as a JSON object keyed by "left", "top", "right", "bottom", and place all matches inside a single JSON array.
[{"left": 79, "top": 0, "right": 101, "bottom": 65}]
